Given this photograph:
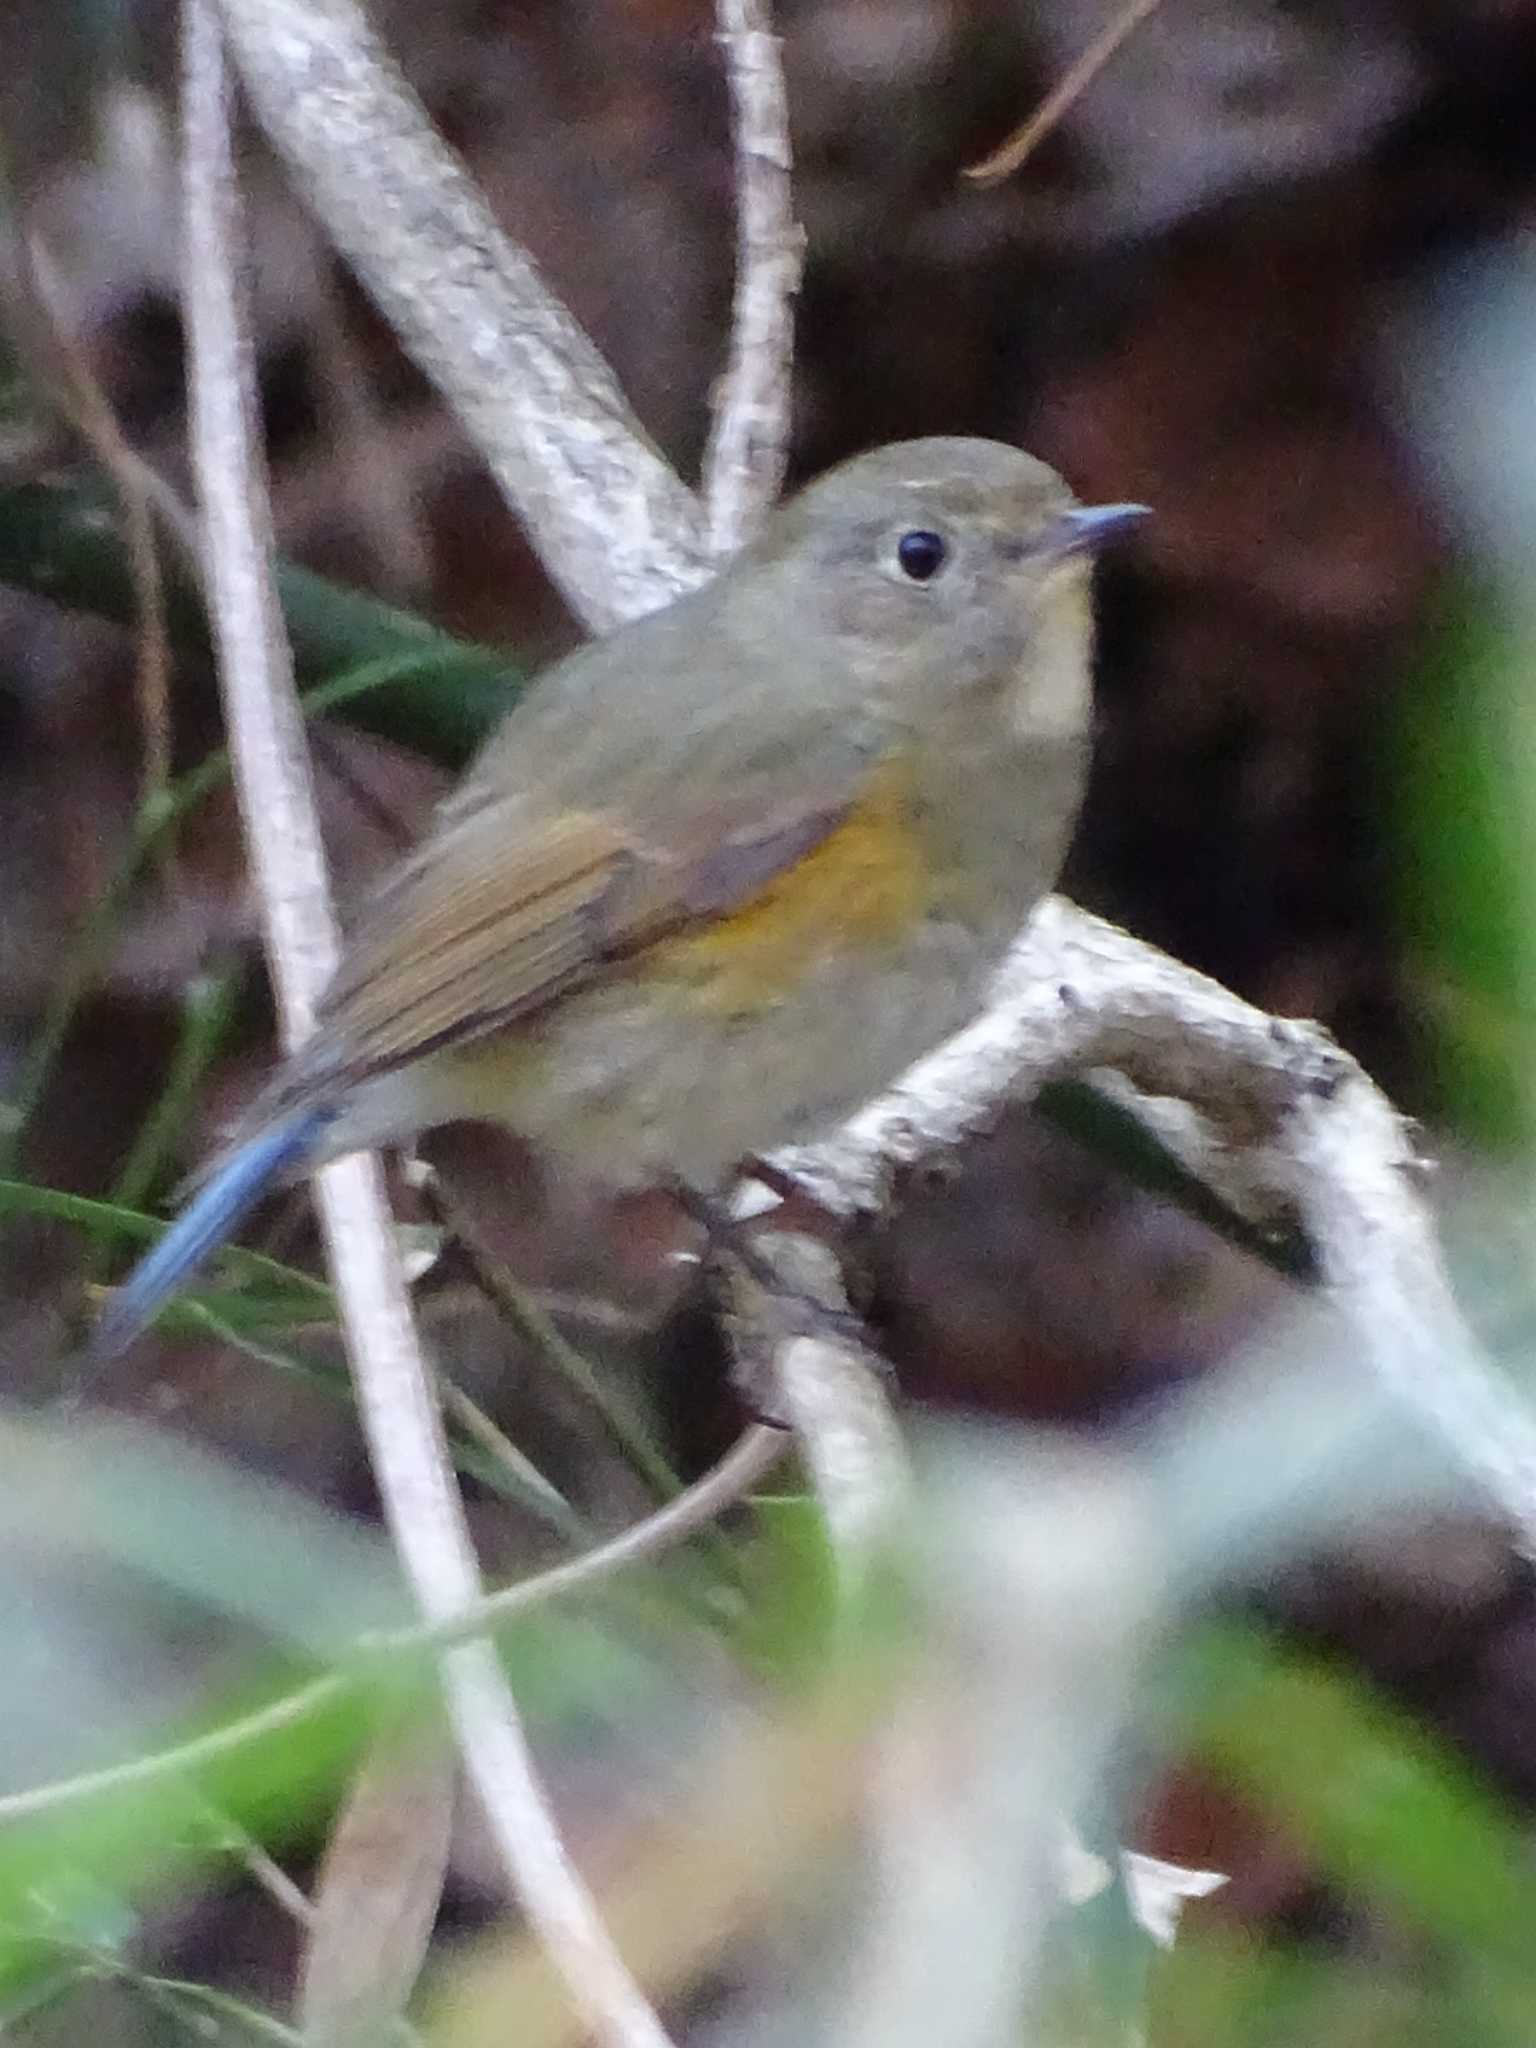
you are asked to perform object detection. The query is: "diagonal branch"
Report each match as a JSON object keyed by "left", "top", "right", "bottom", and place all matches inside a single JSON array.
[
  {"left": 781, "top": 898, "right": 1536, "bottom": 1557},
  {"left": 211, "top": 0, "right": 710, "bottom": 630},
  {"left": 963, "top": 0, "right": 1165, "bottom": 188}
]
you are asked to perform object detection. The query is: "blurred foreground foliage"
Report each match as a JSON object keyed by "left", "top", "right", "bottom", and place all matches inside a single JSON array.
[
  {"left": 5, "top": 1436, "right": 1536, "bottom": 2046},
  {"left": 1154, "top": 1628, "right": 1536, "bottom": 2048},
  {"left": 1399, "top": 578, "right": 1536, "bottom": 1151}
]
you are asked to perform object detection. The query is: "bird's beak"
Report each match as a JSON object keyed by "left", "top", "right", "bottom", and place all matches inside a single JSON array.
[{"left": 1054, "top": 502, "right": 1150, "bottom": 555}]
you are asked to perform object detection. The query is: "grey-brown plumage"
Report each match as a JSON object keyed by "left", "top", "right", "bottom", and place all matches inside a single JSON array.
[{"left": 98, "top": 439, "right": 1144, "bottom": 1353}]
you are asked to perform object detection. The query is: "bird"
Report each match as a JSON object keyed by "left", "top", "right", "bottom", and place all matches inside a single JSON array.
[{"left": 94, "top": 437, "right": 1145, "bottom": 1355}]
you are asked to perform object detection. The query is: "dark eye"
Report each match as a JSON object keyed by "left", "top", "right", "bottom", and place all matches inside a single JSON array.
[{"left": 895, "top": 529, "right": 948, "bottom": 582}]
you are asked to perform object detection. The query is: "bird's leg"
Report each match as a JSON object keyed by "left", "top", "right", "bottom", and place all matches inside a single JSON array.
[{"left": 667, "top": 1178, "right": 886, "bottom": 1424}]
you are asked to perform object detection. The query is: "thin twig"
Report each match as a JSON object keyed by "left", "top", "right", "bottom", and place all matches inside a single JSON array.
[
  {"left": 437, "top": 1185, "right": 688, "bottom": 1508},
  {"left": 178, "top": 13, "right": 672, "bottom": 2044},
  {"left": 702, "top": 0, "right": 802, "bottom": 554},
  {"left": 179, "top": 18, "right": 340, "bottom": 1036},
  {"left": 366, "top": 1423, "right": 787, "bottom": 1656},
  {"left": 0, "top": 1424, "right": 787, "bottom": 1826},
  {"left": 963, "top": 0, "right": 1165, "bottom": 187},
  {"left": 16, "top": 230, "right": 176, "bottom": 817},
  {"left": 195, "top": 1799, "right": 318, "bottom": 1926},
  {"left": 0, "top": 1671, "right": 346, "bottom": 1825}
]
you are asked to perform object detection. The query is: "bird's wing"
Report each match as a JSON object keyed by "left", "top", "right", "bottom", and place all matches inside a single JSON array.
[{"left": 307, "top": 778, "right": 860, "bottom": 1084}]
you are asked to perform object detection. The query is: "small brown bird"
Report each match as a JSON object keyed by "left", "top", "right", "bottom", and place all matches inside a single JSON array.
[{"left": 97, "top": 437, "right": 1144, "bottom": 1352}]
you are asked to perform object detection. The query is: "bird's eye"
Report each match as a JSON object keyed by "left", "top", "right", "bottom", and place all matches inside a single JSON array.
[{"left": 895, "top": 529, "right": 948, "bottom": 583}]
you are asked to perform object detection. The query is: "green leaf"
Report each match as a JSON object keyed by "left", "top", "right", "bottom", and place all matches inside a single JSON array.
[{"left": 1184, "top": 1627, "right": 1536, "bottom": 1975}]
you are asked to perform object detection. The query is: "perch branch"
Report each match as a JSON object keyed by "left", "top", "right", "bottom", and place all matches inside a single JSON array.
[
  {"left": 780, "top": 897, "right": 1536, "bottom": 1556},
  {"left": 722, "top": 1231, "right": 910, "bottom": 1578}
]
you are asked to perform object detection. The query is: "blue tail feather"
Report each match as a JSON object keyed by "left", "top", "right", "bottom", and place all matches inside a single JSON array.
[{"left": 92, "top": 1107, "right": 331, "bottom": 1359}]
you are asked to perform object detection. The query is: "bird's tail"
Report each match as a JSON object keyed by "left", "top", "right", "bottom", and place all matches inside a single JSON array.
[{"left": 91, "top": 1105, "right": 332, "bottom": 1359}]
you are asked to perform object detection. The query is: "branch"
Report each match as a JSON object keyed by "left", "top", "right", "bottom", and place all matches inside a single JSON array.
[
  {"left": 210, "top": 0, "right": 709, "bottom": 630},
  {"left": 1284, "top": 1085, "right": 1536, "bottom": 1552},
  {"left": 721, "top": 1232, "right": 909, "bottom": 1580},
  {"left": 962, "top": 0, "right": 1165, "bottom": 188},
  {"left": 179, "top": 14, "right": 671, "bottom": 2043},
  {"left": 777, "top": 896, "right": 1346, "bottom": 1216},
  {"left": 702, "top": 0, "right": 803, "bottom": 554},
  {"left": 780, "top": 898, "right": 1536, "bottom": 1557},
  {"left": 11, "top": 229, "right": 175, "bottom": 815}
]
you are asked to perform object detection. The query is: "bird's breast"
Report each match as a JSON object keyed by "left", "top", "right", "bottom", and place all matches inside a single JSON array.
[{"left": 641, "top": 755, "right": 933, "bottom": 1017}]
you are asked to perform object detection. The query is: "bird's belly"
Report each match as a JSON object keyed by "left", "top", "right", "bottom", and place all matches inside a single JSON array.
[{"left": 434, "top": 914, "right": 1004, "bottom": 1191}]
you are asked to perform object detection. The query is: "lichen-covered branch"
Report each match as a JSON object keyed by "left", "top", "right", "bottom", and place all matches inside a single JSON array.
[
  {"left": 782, "top": 896, "right": 1536, "bottom": 1557},
  {"left": 212, "top": 0, "right": 710, "bottom": 629},
  {"left": 722, "top": 1230, "right": 910, "bottom": 1579}
]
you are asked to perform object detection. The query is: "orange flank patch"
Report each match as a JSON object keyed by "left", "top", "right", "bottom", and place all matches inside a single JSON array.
[{"left": 647, "top": 760, "right": 931, "bottom": 1015}]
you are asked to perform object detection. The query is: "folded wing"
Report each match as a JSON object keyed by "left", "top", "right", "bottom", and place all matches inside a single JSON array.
[{"left": 310, "top": 782, "right": 857, "bottom": 1085}]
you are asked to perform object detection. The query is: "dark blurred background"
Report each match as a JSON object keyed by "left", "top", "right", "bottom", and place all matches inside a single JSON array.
[{"left": 6, "top": 0, "right": 1536, "bottom": 1997}]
